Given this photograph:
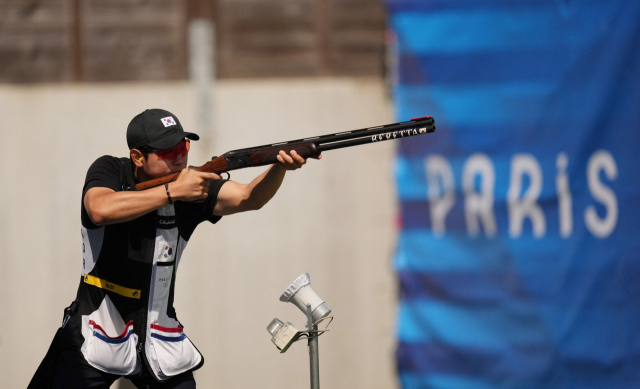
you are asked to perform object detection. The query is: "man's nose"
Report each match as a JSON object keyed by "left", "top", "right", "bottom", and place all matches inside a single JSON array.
[{"left": 173, "top": 152, "right": 186, "bottom": 165}]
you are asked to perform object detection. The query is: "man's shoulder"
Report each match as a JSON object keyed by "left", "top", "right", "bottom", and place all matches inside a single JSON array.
[
  {"left": 85, "top": 155, "right": 130, "bottom": 177},
  {"left": 89, "top": 155, "right": 127, "bottom": 170},
  {"left": 83, "top": 155, "right": 130, "bottom": 192}
]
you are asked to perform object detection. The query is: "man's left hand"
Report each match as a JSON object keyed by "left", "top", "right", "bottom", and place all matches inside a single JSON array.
[{"left": 275, "top": 150, "right": 322, "bottom": 170}]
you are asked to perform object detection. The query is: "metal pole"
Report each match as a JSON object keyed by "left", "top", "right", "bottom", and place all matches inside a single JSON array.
[
  {"left": 71, "top": 0, "right": 83, "bottom": 82},
  {"left": 188, "top": 17, "right": 214, "bottom": 137},
  {"left": 307, "top": 304, "right": 320, "bottom": 389}
]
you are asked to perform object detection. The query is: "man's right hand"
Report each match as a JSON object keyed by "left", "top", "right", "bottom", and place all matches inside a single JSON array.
[{"left": 168, "top": 169, "right": 222, "bottom": 202}]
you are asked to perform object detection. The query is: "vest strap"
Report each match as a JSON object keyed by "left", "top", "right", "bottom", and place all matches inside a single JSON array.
[{"left": 83, "top": 274, "right": 141, "bottom": 299}]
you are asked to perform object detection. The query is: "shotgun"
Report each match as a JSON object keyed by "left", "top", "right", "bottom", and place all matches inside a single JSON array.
[{"left": 135, "top": 116, "right": 435, "bottom": 190}]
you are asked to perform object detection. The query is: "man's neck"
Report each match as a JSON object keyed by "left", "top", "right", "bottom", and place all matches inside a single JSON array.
[{"left": 134, "top": 166, "right": 150, "bottom": 184}]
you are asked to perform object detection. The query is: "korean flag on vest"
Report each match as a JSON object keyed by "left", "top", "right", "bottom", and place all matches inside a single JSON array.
[{"left": 161, "top": 116, "right": 177, "bottom": 127}]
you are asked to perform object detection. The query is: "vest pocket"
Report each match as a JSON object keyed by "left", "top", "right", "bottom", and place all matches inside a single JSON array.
[
  {"left": 82, "top": 320, "right": 140, "bottom": 375},
  {"left": 147, "top": 324, "right": 202, "bottom": 378},
  {"left": 80, "top": 295, "right": 141, "bottom": 375}
]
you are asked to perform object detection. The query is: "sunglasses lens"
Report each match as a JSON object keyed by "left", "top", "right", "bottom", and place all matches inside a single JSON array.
[
  {"left": 155, "top": 150, "right": 173, "bottom": 160},
  {"left": 155, "top": 139, "right": 190, "bottom": 160}
]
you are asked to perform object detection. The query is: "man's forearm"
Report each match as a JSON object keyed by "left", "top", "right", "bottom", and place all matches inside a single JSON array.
[
  {"left": 85, "top": 186, "right": 170, "bottom": 226},
  {"left": 86, "top": 169, "right": 217, "bottom": 225},
  {"left": 213, "top": 149, "right": 308, "bottom": 216},
  {"left": 243, "top": 164, "right": 288, "bottom": 210}
]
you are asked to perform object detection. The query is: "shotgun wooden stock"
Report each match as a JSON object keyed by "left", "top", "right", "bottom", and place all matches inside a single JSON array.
[{"left": 134, "top": 155, "right": 228, "bottom": 191}]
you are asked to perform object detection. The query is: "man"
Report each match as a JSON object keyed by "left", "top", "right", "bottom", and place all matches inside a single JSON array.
[{"left": 29, "top": 108, "right": 319, "bottom": 388}]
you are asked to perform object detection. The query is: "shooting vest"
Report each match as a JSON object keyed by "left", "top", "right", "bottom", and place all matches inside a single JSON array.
[{"left": 69, "top": 158, "right": 208, "bottom": 381}]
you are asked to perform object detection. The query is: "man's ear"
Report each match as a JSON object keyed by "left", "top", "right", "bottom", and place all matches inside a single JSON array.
[{"left": 130, "top": 149, "right": 145, "bottom": 168}]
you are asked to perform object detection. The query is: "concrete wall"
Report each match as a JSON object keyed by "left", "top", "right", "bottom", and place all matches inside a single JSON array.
[{"left": 0, "top": 78, "right": 398, "bottom": 388}]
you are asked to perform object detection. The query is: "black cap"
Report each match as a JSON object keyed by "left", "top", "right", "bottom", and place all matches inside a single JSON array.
[{"left": 127, "top": 109, "right": 199, "bottom": 150}]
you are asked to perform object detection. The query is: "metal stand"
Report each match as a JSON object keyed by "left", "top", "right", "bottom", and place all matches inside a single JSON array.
[{"left": 306, "top": 304, "right": 320, "bottom": 389}]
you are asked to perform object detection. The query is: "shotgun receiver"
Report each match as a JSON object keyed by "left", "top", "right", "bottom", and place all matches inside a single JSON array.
[{"left": 135, "top": 116, "right": 435, "bottom": 190}]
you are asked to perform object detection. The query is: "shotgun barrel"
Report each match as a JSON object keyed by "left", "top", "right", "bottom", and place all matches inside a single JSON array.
[{"left": 226, "top": 116, "right": 434, "bottom": 156}]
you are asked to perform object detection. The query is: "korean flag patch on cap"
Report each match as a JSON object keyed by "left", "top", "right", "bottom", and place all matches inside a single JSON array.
[{"left": 160, "top": 116, "right": 177, "bottom": 127}]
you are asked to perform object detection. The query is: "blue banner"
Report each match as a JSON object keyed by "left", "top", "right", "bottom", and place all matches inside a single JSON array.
[{"left": 389, "top": 1, "right": 640, "bottom": 388}]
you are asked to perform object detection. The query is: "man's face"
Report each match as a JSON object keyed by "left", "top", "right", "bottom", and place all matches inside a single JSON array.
[
  {"left": 142, "top": 139, "right": 190, "bottom": 178},
  {"left": 144, "top": 150, "right": 188, "bottom": 177}
]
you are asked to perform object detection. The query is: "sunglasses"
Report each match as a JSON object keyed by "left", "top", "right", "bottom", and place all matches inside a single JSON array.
[{"left": 153, "top": 139, "right": 190, "bottom": 160}]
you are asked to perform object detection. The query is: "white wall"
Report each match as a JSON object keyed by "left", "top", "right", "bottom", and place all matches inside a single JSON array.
[{"left": 0, "top": 78, "right": 398, "bottom": 388}]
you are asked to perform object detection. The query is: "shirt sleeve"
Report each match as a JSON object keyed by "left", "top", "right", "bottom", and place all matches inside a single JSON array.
[
  {"left": 175, "top": 178, "right": 227, "bottom": 239},
  {"left": 201, "top": 179, "right": 227, "bottom": 224},
  {"left": 81, "top": 156, "right": 123, "bottom": 229},
  {"left": 83, "top": 156, "right": 123, "bottom": 197}
]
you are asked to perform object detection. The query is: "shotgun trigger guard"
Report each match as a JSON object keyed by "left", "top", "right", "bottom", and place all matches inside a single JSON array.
[{"left": 221, "top": 171, "right": 230, "bottom": 180}]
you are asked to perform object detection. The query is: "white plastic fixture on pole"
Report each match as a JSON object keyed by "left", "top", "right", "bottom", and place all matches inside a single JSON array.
[{"left": 267, "top": 273, "right": 332, "bottom": 389}]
